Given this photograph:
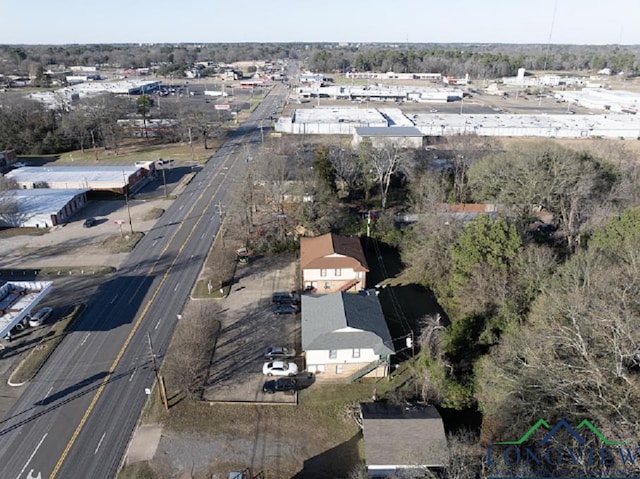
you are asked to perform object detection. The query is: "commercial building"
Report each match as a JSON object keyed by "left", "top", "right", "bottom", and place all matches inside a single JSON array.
[
  {"left": 0, "top": 189, "right": 88, "bottom": 228},
  {"left": 5, "top": 165, "right": 150, "bottom": 194}
]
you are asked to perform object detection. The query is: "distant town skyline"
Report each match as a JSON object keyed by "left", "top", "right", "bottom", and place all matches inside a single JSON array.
[{"left": 3, "top": 0, "right": 639, "bottom": 45}]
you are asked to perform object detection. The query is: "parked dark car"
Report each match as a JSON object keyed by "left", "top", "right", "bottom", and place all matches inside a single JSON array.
[
  {"left": 83, "top": 217, "right": 96, "bottom": 228},
  {"left": 273, "top": 304, "right": 298, "bottom": 315},
  {"left": 262, "top": 377, "right": 298, "bottom": 394},
  {"left": 272, "top": 291, "right": 299, "bottom": 304}
]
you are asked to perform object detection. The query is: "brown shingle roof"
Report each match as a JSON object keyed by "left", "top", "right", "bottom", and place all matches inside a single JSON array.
[{"left": 300, "top": 233, "right": 369, "bottom": 272}]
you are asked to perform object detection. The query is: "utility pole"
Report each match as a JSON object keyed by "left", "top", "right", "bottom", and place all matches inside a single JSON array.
[
  {"left": 147, "top": 332, "right": 169, "bottom": 410},
  {"left": 122, "top": 170, "right": 134, "bottom": 234},
  {"left": 216, "top": 201, "right": 225, "bottom": 248},
  {"left": 158, "top": 161, "right": 168, "bottom": 197}
]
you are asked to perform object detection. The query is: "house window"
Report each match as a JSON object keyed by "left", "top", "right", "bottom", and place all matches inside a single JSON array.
[
  {"left": 357, "top": 271, "right": 363, "bottom": 279},
  {"left": 320, "top": 269, "right": 327, "bottom": 277},
  {"left": 329, "top": 350, "right": 337, "bottom": 359},
  {"left": 353, "top": 349, "right": 360, "bottom": 358},
  {"left": 335, "top": 268, "right": 341, "bottom": 276},
  {"left": 336, "top": 365, "right": 343, "bottom": 374}
]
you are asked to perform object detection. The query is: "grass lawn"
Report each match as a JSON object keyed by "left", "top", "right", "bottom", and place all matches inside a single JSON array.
[
  {"left": 192, "top": 228, "right": 242, "bottom": 299},
  {"left": 20, "top": 137, "right": 228, "bottom": 167}
]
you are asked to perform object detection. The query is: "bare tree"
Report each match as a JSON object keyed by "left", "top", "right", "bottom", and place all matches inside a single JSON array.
[
  {"left": 476, "top": 246, "right": 640, "bottom": 450},
  {"left": 163, "top": 302, "right": 222, "bottom": 399},
  {"left": 81, "top": 94, "right": 128, "bottom": 155},
  {"left": 329, "top": 146, "right": 363, "bottom": 198},
  {"left": 365, "top": 143, "right": 408, "bottom": 209}
]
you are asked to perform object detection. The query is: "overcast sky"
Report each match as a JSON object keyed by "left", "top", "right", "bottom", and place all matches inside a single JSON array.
[{"left": 2, "top": 0, "right": 639, "bottom": 45}]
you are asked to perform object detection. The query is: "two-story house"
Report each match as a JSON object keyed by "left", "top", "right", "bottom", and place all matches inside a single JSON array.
[
  {"left": 302, "top": 292, "right": 394, "bottom": 381},
  {"left": 300, "top": 233, "right": 369, "bottom": 293}
]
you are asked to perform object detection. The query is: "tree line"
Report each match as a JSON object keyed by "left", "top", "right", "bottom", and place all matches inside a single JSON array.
[
  {"left": 308, "top": 43, "right": 640, "bottom": 78},
  {"left": 0, "top": 43, "right": 302, "bottom": 76},
  {"left": 0, "top": 92, "right": 224, "bottom": 155}
]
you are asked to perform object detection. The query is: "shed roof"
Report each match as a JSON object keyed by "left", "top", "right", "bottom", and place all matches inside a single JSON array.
[
  {"left": 301, "top": 292, "right": 394, "bottom": 355},
  {"left": 300, "top": 233, "right": 369, "bottom": 272},
  {"left": 360, "top": 402, "right": 449, "bottom": 469},
  {"left": 355, "top": 126, "right": 423, "bottom": 137}
]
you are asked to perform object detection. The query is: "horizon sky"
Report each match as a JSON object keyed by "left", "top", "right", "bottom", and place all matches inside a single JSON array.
[{"left": 2, "top": 0, "right": 640, "bottom": 45}]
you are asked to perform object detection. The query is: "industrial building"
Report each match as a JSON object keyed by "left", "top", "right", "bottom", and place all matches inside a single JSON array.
[
  {"left": 277, "top": 107, "right": 388, "bottom": 134},
  {"left": 0, "top": 189, "right": 88, "bottom": 228},
  {"left": 555, "top": 88, "right": 640, "bottom": 114},
  {"left": 297, "top": 84, "right": 462, "bottom": 103},
  {"left": 27, "top": 79, "right": 160, "bottom": 109},
  {"left": 276, "top": 107, "right": 640, "bottom": 140}
]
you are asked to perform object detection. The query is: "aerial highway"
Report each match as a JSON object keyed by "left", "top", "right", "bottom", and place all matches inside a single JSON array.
[{"left": 0, "top": 81, "right": 289, "bottom": 479}]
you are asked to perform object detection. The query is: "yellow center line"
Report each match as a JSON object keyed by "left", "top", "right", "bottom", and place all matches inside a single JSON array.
[{"left": 49, "top": 147, "right": 240, "bottom": 478}]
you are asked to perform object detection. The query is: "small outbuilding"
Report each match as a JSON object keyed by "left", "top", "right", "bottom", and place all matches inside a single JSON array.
[{"left": 360, "top": 402, "right": 449, "bottom": 478}]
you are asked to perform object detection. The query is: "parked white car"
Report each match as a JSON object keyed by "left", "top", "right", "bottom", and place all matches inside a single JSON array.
[
  {"left": 262, "top": 360, "right": 298, "bottom": 377},
  {"left": 28, "top": 307, "right": 52, "bottom": 327}
]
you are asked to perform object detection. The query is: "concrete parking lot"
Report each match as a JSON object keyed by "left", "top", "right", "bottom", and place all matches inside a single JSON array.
[{"left": 202, "top": 253, "right": 303, "bottom": 404}]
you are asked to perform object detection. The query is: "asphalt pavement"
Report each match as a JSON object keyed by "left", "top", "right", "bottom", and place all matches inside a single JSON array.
[{"left": 0, "top": 82, "right": 290, "bottom": 479}]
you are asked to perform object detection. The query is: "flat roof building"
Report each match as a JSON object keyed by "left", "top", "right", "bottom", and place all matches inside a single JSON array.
[
  {"left": 5, "top": 165, "right": 150, "bottom": 194},
  {"left": 0, "top": 189, "right": 88, "bottom": 228}
]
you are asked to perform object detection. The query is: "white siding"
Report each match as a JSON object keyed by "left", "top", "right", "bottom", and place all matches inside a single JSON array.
[{"left": 306, "top": 348, "right": 378, "bottom": 366}]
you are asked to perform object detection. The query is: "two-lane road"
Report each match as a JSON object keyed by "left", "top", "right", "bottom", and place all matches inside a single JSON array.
[{"left": 0, "top": 82, "right": 289, "bottom": 479}]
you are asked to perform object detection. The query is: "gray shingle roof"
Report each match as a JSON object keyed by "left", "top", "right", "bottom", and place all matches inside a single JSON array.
[
  {"left": 361, "top": 402, "right": 449, "bottom": 468},
  {"left": 301, "top": 292, "right": 394, "bottom": 355}
]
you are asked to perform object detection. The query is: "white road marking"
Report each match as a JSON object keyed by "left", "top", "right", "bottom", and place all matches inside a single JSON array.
[
  {"left": 179, "top": 205, "right": 184, "bottom": 210},
  {"left": 153, "top": 240, "right": 158, "bottom": 247},
  {"left": 94, "top": 432, "right": 106, "bottom": 455},
  {"left": 110, "top": 294, "right": 118, "bottom": 304},
  {"left": 129, "top": 369, "right": 136, "bottom": 382},
  {"left": 201, "top": 232, "right": 205, "bottom": 239},
  {"left": 16, "top": 433, "right": 47, "bottom": 479},
  {"left": 174, "top": 283, "right": 180, "bottom": 292},
  {"left": 25, "top": 471, "right": 41, "bottom": 479},
  {"left": 190, "top": 255, "right": 193, "bottom": 262},
  {"left": 45, "top": 386, "right": 53, "bottom": 398},
  {"left": 155, "top": 318, "right": 162, "bottom": 330},
  {"left": 80, "top": 333, "right": 91, "bottom": 346}
]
